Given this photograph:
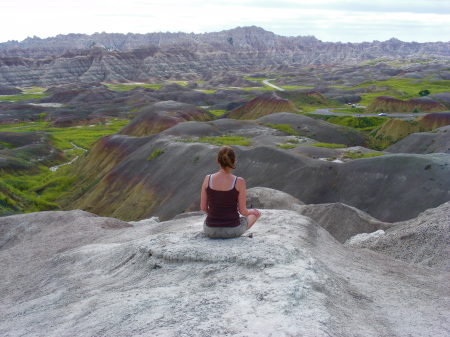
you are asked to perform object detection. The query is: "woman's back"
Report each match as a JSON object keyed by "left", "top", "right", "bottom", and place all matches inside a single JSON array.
[
  {"left": 209, "top": 172, "right": 237, "bottom": 191},
  {"left": 205, "top": 174, "right": 240, "bottom": 227},
  {"left": 200, "top": 145, "right": 261, "bottom": 238}
]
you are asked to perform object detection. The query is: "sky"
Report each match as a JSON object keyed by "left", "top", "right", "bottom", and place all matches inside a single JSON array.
[{"left": 1, "top": 0, "right": 449, "bottom": 44}]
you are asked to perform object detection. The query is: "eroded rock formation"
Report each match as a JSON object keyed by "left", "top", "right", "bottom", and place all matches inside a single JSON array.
[
  {"left": 59, "top": 114, "right": 450, "bottom": 223},
  {"left": 365, "top": 96, "right": 447, "bottom": 113},
  {"left": 226, "top": 92, "right": 300, "bottom": 119},
  {"left": 374, "top": 112, "right": 450, "bottom": 142},
  {"left": 0, "top": 202, "right": 448, "bottom": 336},
  {"left": 118, "top": 101, "right": 214, "bottom": 137},
  {"left": 0, "top": 131, "right": 65, "bottom": 173},
  {"left": 1, "top": 27, "right": 450, "bottom": 86}
]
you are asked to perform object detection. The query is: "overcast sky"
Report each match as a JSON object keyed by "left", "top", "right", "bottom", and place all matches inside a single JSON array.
[{"left": 2, "top": 0, "right": 449, "bottom": 44}]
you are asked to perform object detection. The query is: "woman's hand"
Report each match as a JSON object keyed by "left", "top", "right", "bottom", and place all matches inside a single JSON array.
[{"left": 249, "top": 209, "right": 261, "bottom": 217}]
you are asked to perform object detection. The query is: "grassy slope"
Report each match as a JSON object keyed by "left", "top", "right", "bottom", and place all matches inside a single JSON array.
[
  {"left": 0, "top": 87, "right": 49, "bottom": 102},
  {"left": 2, "top": 74, "right": 449, "bottom": 216},
  {"left": 348, "top": 78, "right": 450, "bottom": 106},
  {"left": 0, "top": 119, "right": 130, "bottom": 216}
]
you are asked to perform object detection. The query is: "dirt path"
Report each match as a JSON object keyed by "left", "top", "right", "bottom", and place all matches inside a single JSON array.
[
  {"left": 262, "top": 79, "right": 285, "bottom": 91},
  {"left": 50, "top": 142, "right": 86, "bottom": 172}
]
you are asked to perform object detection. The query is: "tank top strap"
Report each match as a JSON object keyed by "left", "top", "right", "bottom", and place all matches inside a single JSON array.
[
  {"left": 208, "top": 174, "right": 213, "bottom": 189},
  {"left": 232, "top": 176, "right": 238, "bottom": 189}
]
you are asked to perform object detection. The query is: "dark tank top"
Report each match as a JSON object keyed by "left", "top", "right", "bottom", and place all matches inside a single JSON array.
[{"left": 205, "top": 175, "right": 240, "bottom": 227}]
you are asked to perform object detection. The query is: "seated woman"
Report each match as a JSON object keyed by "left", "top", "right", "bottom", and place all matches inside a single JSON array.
[{"left": 201, "top": 145, "right": 261, "bottom": 239}]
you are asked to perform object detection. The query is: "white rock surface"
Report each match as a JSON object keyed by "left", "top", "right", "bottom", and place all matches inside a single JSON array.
[
  {"left": 346, "top": 201, "right": 450, "bottom": 270},
  {"left": 345, "top": 229, "right": 386, "bottom": 245},
  {"left": 0, "top": 209, "right": 449, "bottom": 336}
]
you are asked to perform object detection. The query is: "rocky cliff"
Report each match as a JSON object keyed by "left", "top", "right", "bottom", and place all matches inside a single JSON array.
[
  {"left": 1, "top": 26, "right": 449, "bottom": 87},
  {"left": 0, "top": 198, "right": 448, "bottom": 336}
]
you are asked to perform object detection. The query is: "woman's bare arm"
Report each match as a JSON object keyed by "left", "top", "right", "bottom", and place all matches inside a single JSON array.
[
  {"left": 200, "top": 175, "right": 209, "bottom": 214},
  {"left": 236, "top": 177, "right": 259, "bottom": 216}
]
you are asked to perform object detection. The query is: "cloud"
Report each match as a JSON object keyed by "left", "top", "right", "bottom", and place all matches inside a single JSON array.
[{"left": 0, "top": 0, "right": 449, "bottom": 43}]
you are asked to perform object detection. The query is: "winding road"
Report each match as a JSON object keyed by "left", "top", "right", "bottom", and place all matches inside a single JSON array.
[
  {"left": 258, "top": 81, "right": 434, "bottom": 118},
  {"left": 261, "top": 83, "right": 429, "bottom": 118},
  {"left": 262, "top": 79, "right": 285, "bottom": 91},
  {"left": 308, "top": 108, "right": 430, "bottom": 118}
]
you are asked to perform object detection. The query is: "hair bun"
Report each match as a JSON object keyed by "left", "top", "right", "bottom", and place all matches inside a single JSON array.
[{"left": 217, "top": 146, "right": 236, "bottom": 170}]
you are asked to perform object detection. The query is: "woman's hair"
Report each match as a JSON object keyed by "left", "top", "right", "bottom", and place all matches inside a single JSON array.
[{"left": 217, "top": 146, "right": 236, "bottom": 170}]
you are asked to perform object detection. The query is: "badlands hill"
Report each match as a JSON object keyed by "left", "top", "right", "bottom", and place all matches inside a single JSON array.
[
  {"left": 0, "top": 131, "right": 65, "bottom": 173},
  {"left": 0, "top": 188, "right": 449, "bottom": 336},
  {"left": 365, "top": 96, "right": 447, "bottom": 113},
  {"left": 385, "top": 125, "right": 450, "bottom": 154},
  {"left": 373, "top": 112, "right": 450, "bottom": 143},
  {"left": 56, "top": 108, "right": 450, "bottom": 223},
  {"left": 1, "top": 26, "right": 450, "bottom": 86}
]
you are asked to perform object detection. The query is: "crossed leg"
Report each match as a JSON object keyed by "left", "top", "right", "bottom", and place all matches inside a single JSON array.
[{"left": 246, "top": 211, "right": 261, "bottom": 230}]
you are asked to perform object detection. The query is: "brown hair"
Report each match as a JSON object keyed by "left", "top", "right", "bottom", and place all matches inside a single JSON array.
[{"left": 217, "top": 145, "right": 236, "bottom": 170}]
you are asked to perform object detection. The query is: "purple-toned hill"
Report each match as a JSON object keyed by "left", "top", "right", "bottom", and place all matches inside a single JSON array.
[
  {"left": 365, "top": 96, "right": 447, "bottom": 113},
  {"left": 226, "top": 92, "right": 300, "bottom": 119},
  {"left": 118, "top": 101, "right": 214, "bottom": 137}
]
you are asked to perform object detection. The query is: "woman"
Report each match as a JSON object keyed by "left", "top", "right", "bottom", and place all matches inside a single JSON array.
[{"left": 201, "top": 145, "right": 261, "bottom": 238}]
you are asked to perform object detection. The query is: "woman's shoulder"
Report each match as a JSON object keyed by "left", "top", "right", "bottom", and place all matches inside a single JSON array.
[
  {"left": 202, "top": 174, "right": 211, "bottom": 186},
  {"left": 234, "top": 176, "right": 245, "bottom": 190}
]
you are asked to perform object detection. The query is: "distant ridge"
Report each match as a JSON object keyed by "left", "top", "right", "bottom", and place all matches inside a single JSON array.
[
  {"left": 1, "top": 26, "right": 449, "bottom": 86},
  {"left": 1, "top": 26, "right": 449, "bottom": 59}
]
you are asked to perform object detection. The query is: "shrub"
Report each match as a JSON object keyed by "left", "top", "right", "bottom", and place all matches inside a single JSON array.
[{"left": 147, "top": 148, "right": 165, "bottom": 161}]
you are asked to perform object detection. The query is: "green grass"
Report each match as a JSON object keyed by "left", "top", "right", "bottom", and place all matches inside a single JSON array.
[
  {"left": 265, "top": 124, "right": 297, "bottom": 135},
  {"left": 0, "top": 93, "right": 48, "bottom": 101},
  {"left": 277, "top": 144, "right": 297, "bottom": 150},
  {"left": 244, "top": 77, "right": 270, "bottom": 82},
  {"left": 209, "top": 110, "right": 227, "bottom": 116},
  {"left": 330, "top": 107, "right": 365, "bottom": 114},
  {"left": 319, "top": 115, "right": 388, "bottom": 131},
  {"left": 343, "top": 152, "right": 385, "bottom": 160},
  {"left": 346, "top": 78, "right": 450, "bottom": 106},
  {"left": 0, "top": 141, "right": 15, "bottom": 149},
  {"left": 276, "top": 141, "right": 346, "bottom": 149},
  {"left": 310, "top": 143, "right": 347, "bottom": 148},
  {"left": 0, "top": 86, "right": 48, "bottom": 102},
  {"left": 184, "top": 136, "right": 251, "bottom": 146},
  {"left": 104, "top": 83, "right": 163, "bottom": 91},
  {"left": 0, "top": 119, "right": 130, "bottom": 150},
  {"left": 239, "top": 87, "right": 275, "bottom": 91},
  {"left": 198, "top": 89, "right": 217, "bottom": 94},
  {"left": 280, "top": 86, "right": 315, "bottom": 90},
  {"left": 0, "top": 165, "right": 78, "bottom": 215},
  {"left": 0, "top": 118, "right": 131, "bottom": 215},
  {"left": 168, "top": 81, "right": 189, "bottom": 86}
]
